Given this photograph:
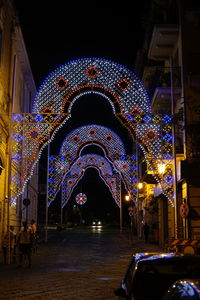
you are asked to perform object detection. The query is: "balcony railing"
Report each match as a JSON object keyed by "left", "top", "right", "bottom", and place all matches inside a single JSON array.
[{"left": 142, "top": 66, "right": 181, "bottom": 101}]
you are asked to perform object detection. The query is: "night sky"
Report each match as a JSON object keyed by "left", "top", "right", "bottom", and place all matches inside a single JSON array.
[
  {"left": 14, "top": 0, "right": 148, "bottom": 223},
  {"left": 15, "top": 0, "right": 147, "bottom": 87}
]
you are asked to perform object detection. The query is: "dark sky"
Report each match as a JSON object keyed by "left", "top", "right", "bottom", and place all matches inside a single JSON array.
[{"left": 15, "top": 0, "right": 146, "bottom": 88}]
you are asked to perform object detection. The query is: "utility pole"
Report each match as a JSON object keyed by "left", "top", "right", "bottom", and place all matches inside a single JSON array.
[
  {"left": 60, "top": 185, "right": 63, "bottom": 226},
  {"left": 120, "top": 179, "right": 123, "bottom": 233},
  {"left": 45, "top": 137, "right": 50, "bottom": 242}
]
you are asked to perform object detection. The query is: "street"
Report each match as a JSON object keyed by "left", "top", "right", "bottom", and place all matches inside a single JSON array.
[{"left": 0, "top": 227, "right": 163, "bottom": 300}]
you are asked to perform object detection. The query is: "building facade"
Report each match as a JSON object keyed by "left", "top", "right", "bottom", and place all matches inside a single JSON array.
[
  {"left": 135, "top": 0, "right": 200, "bottom": 246},
  {"left": 0, "top": 0, "right": 38, "bottom": 246}
]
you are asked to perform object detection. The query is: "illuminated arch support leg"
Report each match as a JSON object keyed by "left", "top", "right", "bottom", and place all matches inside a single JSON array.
[
  {"left": 132, "top": 114, "right": 174, "bottom": 205},
  {"left": 113, "top": 156, "right": 138, "bottom": 205},
  {"left": 10, "top": 113, "right": 70, "bottom": 204},
  {"left": 47, "top": 155, "right": 70, "bottom": 204}
]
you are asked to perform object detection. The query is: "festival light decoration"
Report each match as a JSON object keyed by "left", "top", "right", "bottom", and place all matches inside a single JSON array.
[
  {"left": 10, "top": 58, "right": 175, "bottom": 206},
  {"left": 61, "top": 154, "right": 122, "bottom": 207},
  {"left": 58, "top": 152, "right": 138, "bottom": 207},
  {"left": 60, "top": 124, "right": 126, "bottom": 162},
  {"left": 75, "top": 193, "right": 87, "bottom": 205},
  {"left": 47, "top": 124, "right": 137, "bottom": 206},
  {"left": 33, "top": 58, "right": 151, "bottom": 115}
]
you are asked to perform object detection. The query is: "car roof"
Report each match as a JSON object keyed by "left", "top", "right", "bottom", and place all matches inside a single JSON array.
[
  {"left": 142, "top": 253, "right": 200, "bottom": 263},
  {"left": 133, "top": 252, "right": 179, "bottom": 263},
  {"left": 133, "top": 252, "right": 161, "bottom": 262},
  {"left": 133, "top": 252, "right": 200, "bottom": 264}
]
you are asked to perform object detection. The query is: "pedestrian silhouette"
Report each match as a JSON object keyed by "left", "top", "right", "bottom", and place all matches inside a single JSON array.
[
  {"left": 29, "top": 219, "right": 38, "bottom": 253},
  {"left": 16, "top": 221, "right": 33, "bottom": 268},
  {"left": 2, "top": 225, "right": 16, "bottom": 264}
]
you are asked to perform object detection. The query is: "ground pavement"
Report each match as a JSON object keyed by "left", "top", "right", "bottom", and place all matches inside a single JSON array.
[{"left": 0, "top": 227, "right": 164, "bottom": 300}]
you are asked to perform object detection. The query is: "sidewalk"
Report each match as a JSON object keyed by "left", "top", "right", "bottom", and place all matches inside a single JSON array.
[{"left": 121, "top": 229, "right": 165, "bottom": 253}]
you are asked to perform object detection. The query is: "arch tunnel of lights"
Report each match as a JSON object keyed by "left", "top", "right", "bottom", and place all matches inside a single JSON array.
[
  {"left": 10, "top": 57, "right": 175, "bottom": 207},
  {"left": 47, "top": 124, "right": 137, "bottom": 207}
]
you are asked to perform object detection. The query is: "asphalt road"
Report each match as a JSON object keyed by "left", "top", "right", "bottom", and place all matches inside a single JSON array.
[{"left": 0, "top": 227, "right": 163, "bottom": 300}]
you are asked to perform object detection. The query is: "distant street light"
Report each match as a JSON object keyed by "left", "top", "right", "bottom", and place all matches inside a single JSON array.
[
  {"left": 125, "top": 195, "right": 130, "bottom": 201},
  {"left": 138, "top": 182, "right": 143, "bottom": 190},
  {"left": 157, "top": 163, "right": 166, "bottom": 174}
]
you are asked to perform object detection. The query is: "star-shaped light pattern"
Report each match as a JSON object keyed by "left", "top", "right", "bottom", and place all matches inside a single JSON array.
[{"left": 75, "top": 193, "right": 87, "bottom": 205}]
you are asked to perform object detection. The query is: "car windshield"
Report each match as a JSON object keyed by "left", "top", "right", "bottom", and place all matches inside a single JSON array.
[{"left": 133, "top": 257, "right": 200, "bottom": 300}]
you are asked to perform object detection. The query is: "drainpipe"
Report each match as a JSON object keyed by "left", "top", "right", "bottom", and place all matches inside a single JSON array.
[
  {"left": 5, "top": 124, "right": 12, "bottom": 264},
  {"left": 178, "top": 0, "right": 189, "bottom": 239},
  {"left": 5, "top": 50, "right": 17, "bottom": 264},
  {"left": 45, "top": 138, "right": 50, "bottom": 242},
  {"left": 136, "top": 137, "right": 140, "bottom": 240}
]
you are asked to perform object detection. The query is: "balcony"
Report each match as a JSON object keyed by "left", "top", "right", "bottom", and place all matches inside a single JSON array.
[
  {"left": 148, "top": 24, "right": 179, "bottom": 61},
  {"left": 142, "top": 66, "right": 181, "bottom": 108},
  {"left": 151, "top": 86, "right": 181, "bottom": 113}
]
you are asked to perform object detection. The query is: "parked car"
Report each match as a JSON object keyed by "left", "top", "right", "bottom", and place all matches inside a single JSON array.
[
  {"left": 162, "top": 279, "right": 200, "bottom": 299},
  {"left": 114, "top": 252, "right": 200, "bottom": 300}
]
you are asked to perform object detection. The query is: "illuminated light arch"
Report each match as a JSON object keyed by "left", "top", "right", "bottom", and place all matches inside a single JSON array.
[
  {"left": 60, "top": 124, "right": 126, "bottom": 162},
  {"left": 61, "top": 154, "right": 122, "bottom": 208},
  {"left": 10, "top": 58, "right": 174, "bottom": 206},
  {"left": 33, "top": 58, "right": 150, "bottom": 115},
  {"left": 47, "top": 124, "right": 137, "bottom": 205},
  {"left": 48, "top": 153, "right": 137, "bottom": 207},
  {"left": 68, "top": 90, "right": 116, "bottom": 114}
]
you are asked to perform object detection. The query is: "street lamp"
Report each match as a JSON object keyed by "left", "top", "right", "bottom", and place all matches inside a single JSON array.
[
  {"left": 157, "top": 162, "right": 166, "bottom": 174},
  {"left": 138, "top": 182, "right": 143, "bottom": 190},
  {"left": 125, "top": 194, "right": 130, "bottom": 202},
  {"left": 120, "top": 193, "right": 131, "bottom": 233}
]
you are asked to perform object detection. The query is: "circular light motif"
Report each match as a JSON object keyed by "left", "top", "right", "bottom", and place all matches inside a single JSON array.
[
  {"left": 56, "top": 77, "right": 69, "bottom": 90},
  {"left": 106, "top": 135, "right": 112, "bottom": 142},
  {"left": 72, "top": 135, "right": 79, "bottom": 142},
  {"left": 85, "top": 66, "right": 99, "bottom": 79},
  {"left": 116, "top": 78, "right": 131, "bottom": 91},
  {"left": 27, "top": 128, "right": 41, "bottom": 141},
  {"left": 144, "top": 129, "right": 158, "bottom": 142},
  {"left": 88, "top": 129, "right": 96, "bottom": 136},
  {"left": 75, "top": 193, "right": 87, "bottom": 205}
]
